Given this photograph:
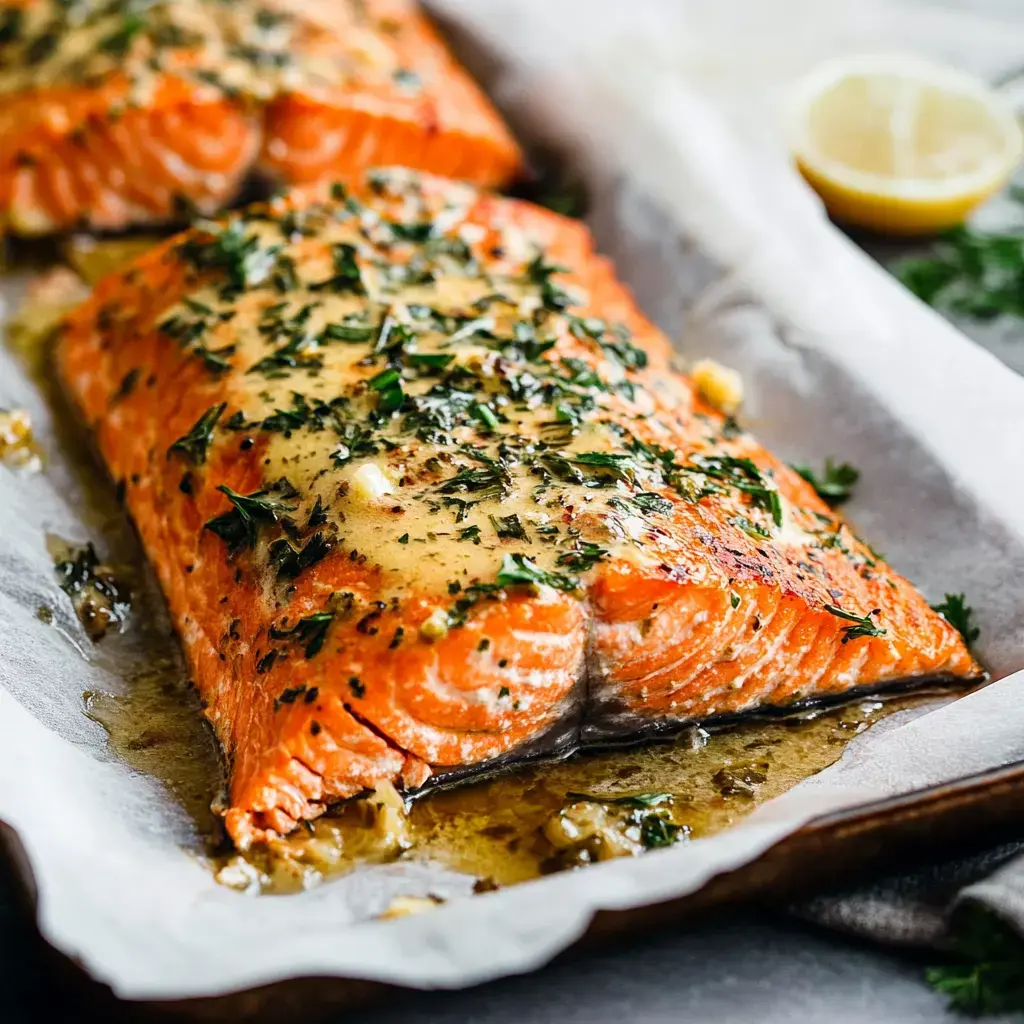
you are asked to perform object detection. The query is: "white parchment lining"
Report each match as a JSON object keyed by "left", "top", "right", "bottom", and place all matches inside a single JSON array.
[{"left": 2, "top": 0, "right": 1024, "bottom": 1000}]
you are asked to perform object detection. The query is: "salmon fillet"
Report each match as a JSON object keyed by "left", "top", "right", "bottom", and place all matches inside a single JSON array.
[
  {"left": 54, "top": 169, "right": 982, "bottom": 848},
  {"left": 0, "top": 0, "right": 521, "bottom": 234}
]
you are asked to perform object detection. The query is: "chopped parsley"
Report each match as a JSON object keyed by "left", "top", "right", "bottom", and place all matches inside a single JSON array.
[
  {"left": 896, "top": 195, "right": 1024, "bottom": 322},
  {"left": 556, "top": 541, "right": 607, "bottom": 572},
  {"left": 792, "top": 459, "right": 860, "bottom": 506},
  {"left": 203, "top": 484, "right": 296, "bottom": 553},
  {"left": 177, "top": 219, "right": 279, "bottom": 299},
  {"left": 168, "top": 403, "right": 227, "bottom": 465},
  {"left": 311, "top": 242, "right": 364, "bottom": 293},
  {"left": 931, "top": 593, "right": 980, "bottom": 646},
  {"left": 927, "top": 906, "right": 1024, "bottom": 1015},
  {"left": 497, "top": 553, "right": 578, "bottom": 592},
  {"left": 490, "top": 514, "right": 528, "bottom": 540},
  {"left": 824, "top": 604, "right": 887, "bottom": 642},
  {"left": 268, "top": 533, "right": 333, "bottom": 580},
  {"left": 269, "top": 610, "right": 334, "bottom": 659}
]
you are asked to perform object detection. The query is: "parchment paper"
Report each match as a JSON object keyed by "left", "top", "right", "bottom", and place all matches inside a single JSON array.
[{"left": 4, "top": 0, "right": 1024, "bottom": 1001}]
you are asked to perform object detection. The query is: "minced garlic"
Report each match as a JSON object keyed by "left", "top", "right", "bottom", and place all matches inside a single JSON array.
[
  {"left": 379, "top": 894, "right": 444, "bottom": 920},
  {"left": 349, "top": 462, "right": 395, "bottom": 503},
  {"left": 0, "top": 408, "right": 41, "bottom": 471},
  {"left": 691, "top": 358, "right": 744, "bottom": 415},
  {"left": 419, "top": 607, "right": 450, "bottom": 642}
]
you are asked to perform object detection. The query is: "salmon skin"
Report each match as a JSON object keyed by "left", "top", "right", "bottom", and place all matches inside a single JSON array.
[
  {"left": 0, "top": 0, "right": 521, "bottom": 235},
  {"left": 54, "top": 169, "right": 982, "bottom": 849}
]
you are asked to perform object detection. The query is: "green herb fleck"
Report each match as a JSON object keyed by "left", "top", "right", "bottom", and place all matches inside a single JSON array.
[
  {"left": 497, "top": 553, "right": 578, "bottom": 592},
  {"left": 926, "top": 906, "right": 1024, "bottom": 1015},
  {"left": 270, "top": 611, "right": 334, "bottom": 659},
  {"left": 792, "top": 459, "right": 860, "bottom": 506},
  {"left": 204, "top": 485, "right": 296, "bottom": 553},
  {"left": 931, "top": 592, "right": 980, "bottom": 646},
  {"left": 168, "top": 403, "right": 226, "bottom": 465},
  {"left": 824, "top": 604, "right": 886, "bottom": 642}
]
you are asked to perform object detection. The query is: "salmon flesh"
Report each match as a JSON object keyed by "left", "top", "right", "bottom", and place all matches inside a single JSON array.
[
  {"left": 54, "top": 169, "right": 982, "bottom": 848},
  {"left": 0, "top": 0, "right": 521, "bottom": 234}
]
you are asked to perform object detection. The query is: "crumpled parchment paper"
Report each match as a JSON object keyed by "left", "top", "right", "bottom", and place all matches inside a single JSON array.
[{"left": 2, "top": 0, "right": 1024, "bottom": 1001}]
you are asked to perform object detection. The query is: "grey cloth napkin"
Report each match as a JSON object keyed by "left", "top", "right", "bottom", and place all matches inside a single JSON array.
[{"left": 796, "top": 841, "right": 1024, "bottom": 949}]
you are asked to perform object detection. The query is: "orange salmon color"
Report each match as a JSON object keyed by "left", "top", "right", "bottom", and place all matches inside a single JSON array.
[
  {"left": 0, "top": 0, "right": 521, "bottom": 234},
  {"left": 54, "top": 169, "right": 982, "bottom": 848}
]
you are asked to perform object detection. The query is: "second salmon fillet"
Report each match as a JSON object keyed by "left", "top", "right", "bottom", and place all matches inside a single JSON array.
[{"left": 54, "top": 169, "right": 982, "bottom": 848}]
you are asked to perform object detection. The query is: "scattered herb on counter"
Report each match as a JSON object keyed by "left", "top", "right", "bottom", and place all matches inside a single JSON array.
[
  {"left": 895, "top": 191, "right": 1024, "bottom": 322},
  {"left": 927, "top": 906, "right": 1024, "bottom": 1015},
  {"left": 931, "top": 592, "right": 980, "bottom": 647},
  {"left": 824, "top": 604, "right": 886, "bottom": 642},
  {"left": 792, "top": 459, "right": 860, "bottom": 506}
]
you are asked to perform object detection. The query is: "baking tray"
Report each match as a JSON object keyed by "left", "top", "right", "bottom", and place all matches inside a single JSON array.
[{"left": 4, "top": 759, "right": 1024, "bottom": 1021}]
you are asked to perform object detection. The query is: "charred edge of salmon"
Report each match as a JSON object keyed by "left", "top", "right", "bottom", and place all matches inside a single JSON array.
[{"left": 405, "top": 670, "right": 987, "bottom": 798}]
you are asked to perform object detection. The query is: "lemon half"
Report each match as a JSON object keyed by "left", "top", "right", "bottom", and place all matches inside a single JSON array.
[{"left": 788, "top": 54, "right": 1023, "bottom": 235}]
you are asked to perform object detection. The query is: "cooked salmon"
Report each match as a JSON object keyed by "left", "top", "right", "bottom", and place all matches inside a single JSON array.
[
  {"left": 0, "top": 0, "right": 521, "bottom": 235},
  {"left": 54, "top": 169, "right": 982, "bottom": 848}
]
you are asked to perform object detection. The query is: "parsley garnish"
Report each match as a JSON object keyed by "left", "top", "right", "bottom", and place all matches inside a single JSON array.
[
  {"left": 168, "top": 403, "right": 226, "bottom": 465},
  {"left": 824, "top": 604, "right": 886, "bottom": 642},
  {"left": 896, "top": 194, "right": 1024, "bottom": 321},
  {"left": 638, "top": 814, "right": 688, "bottom": 849},
  {"left": 204, "top": 485, "right": 296, "bottom": 553},
  {"left": 931, "top": 592, "right": 980, "bottom": 646},
  {"left": 268, "top": 533, "right": 333, "bottom": 580},
  {"left": 270, "top": 611, "right": 334, "bottom": 659},
  {"left": 524, "top": 252, "right": 572, "bottom": 311},
  {"left": 793, "top": 459, "right": 860, "bottom": 506},
  {"left": 608, "top": 492, "right": 674, "bottom": 516},
  {"left": 99, "top": 12, "right": 144, "bottom": 56},
  {"left": 927, "top": 907, "right": 1024, "bottom": 1015},
  {"left": 490, "top": 514, "right": 528, "bottom": 540},
  {"left": 556, "top": 542, "right": 607, "bottom": 572},
  {"left": 177, "top": 218, "right": 279, "bottom": 298},
  {"left": 497, "top": 553, "right": 578, "bottom": 592},
  {"left": 311, "top": 242, "right": 364, "bottom": 293},
  {"left": 368, "top": 367, "right": 404, "bottom": 414}
]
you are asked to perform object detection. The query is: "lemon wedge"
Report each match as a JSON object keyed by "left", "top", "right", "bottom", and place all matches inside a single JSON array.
[{"left": 788, "top": 54, "right": 1023, "bottom": 235}]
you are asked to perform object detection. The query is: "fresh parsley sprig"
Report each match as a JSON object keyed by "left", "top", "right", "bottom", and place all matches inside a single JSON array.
[
  {"left": 931, "top": 592, "right": 980, "bottom": 646},
  {"left": 896, "top": 194, "right": 1024, "bottom": 322},
  {"left": 927, "top": 906, "right": 1024, "bottom": 1015}
]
